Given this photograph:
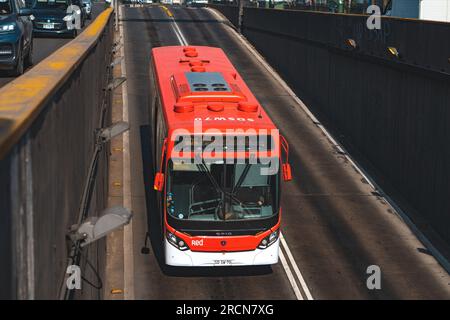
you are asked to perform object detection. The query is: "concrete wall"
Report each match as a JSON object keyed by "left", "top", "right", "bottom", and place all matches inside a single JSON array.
[{"left": 0, "top": 10, "right": 114, "bottom": 299}]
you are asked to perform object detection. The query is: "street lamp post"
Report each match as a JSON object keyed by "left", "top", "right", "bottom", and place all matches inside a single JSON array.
[
  {"left": 115, "top": 0, "right": 119, "bottom": 32},
  {"left": 238, "top": 0, "right": 244, "bottom": 33}
]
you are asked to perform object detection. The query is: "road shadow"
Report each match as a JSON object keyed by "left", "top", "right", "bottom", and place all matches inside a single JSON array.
[
  {"left": 139, "top": 125, "right": 164, "bottom": 259},
  {"left": 0, "top": 74, "right": 14, "bottom": 82},
  {"left": 139, "top": 124, "right": 274, "bottom": 278},
  {"left": 163, "top": 265, "right": 273, "bottom": 278},
  {"left": 120, "top": 18, "right": 222, "bottom": 23}
]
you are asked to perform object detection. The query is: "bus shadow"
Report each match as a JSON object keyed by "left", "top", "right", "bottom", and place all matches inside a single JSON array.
[
  {"left": 140, "top": 125, "right": 274, "bottom": 277},
  {"left": 163, "top": 265, "right": 274, "bottom": 278},
  {"left": 140, "top": 124, "right": 166, "bottom": 266}
]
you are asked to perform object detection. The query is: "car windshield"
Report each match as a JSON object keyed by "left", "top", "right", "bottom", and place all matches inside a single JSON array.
[
  {"left": 33, "top": 0, "right": 69, "bottom": 9},
  {"left": 167, "top": 160, "right": 280, "bottom": 222},
  {"left": 0, "top": 0, "right": 12, "bottom": 15}
]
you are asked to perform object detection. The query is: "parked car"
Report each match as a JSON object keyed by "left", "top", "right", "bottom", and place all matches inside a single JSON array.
[
  {"left": 0, "top": 0, "right": 33, "bottom": 75},
  {"left": 31, "top": 0, "right": 85, "bottom": 38},
  {"left": 81, "top": 0, "right": 91, "bottom": 20}
]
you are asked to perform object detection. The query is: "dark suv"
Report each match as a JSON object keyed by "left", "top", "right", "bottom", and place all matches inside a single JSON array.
[
  {"left": 31, "top": 0, "right": 86, "bottom": 38},
  {"left": 0, "top": 0, "right": 33, "bottom": 75}
]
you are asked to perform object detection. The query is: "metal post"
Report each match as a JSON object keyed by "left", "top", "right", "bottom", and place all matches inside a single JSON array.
[
  {"left": 115, "top": 0, "right": 119, "bottom": 32},
  {"left": 10, "top": 134, "right": 35, "bottom": 300},
  {"left": 238, "top": 0, "right": 244, "bottom": 33}
]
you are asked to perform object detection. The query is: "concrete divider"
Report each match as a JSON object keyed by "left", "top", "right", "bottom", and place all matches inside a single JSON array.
[
  {"left": 209, "top": 3, "right": 239, "bottom": 28},
  {"left": 0, "top": 8, "right": 114, "bottom": 299}
]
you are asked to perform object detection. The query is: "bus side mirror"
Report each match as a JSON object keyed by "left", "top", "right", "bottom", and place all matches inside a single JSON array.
[
  {"left": 280, "top": 135, "right": 292, "bottom": 181},
  {"left": 282, "top": 163, "right": 292, "bottom": 181},
  {"left": 154, "top": 172, "right": 164, "bottom": 192}
]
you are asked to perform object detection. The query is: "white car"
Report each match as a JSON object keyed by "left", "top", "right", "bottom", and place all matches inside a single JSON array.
[{"left": 187, "top": 0, "right": 207, "bottom": 6}]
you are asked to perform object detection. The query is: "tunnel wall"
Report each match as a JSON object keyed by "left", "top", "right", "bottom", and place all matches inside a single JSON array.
[
  {"left": 0, "top": 9, "right": 114, "bottom": 299},
  {"left": 210, "top": 6, "right": 450, "bottom": 246},
  {"left": 209, "top": 3, "right": 240, "bottom": 27}
]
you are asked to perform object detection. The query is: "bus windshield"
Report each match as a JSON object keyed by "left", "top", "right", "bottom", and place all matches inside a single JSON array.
[{"left": 167, "top": 160, "right": 279, "bottom": 222}]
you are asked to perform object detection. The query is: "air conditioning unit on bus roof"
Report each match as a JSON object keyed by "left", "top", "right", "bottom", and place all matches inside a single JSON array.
[{"left": 171, "top": 71, "right": 246, "bottom": 103}]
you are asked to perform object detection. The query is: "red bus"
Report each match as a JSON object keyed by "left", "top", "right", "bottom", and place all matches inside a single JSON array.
[{"left": 150, "top": 46, "right": 291, "bottom": 266}]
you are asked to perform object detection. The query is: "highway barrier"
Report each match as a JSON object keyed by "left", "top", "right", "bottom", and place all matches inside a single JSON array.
[
  {"left": 210, "top": 5, "right": 450, "bottom": 249},
  {"left": 210, "top": 3, "right": 239, "bottom": 28},
  {"left": 0, "top": 8, "right": 114, "bottom": 299}
]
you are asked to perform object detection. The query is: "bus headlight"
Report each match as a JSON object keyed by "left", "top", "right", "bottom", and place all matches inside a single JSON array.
[
  {"left": 166, "top": 231, "right": 189, "bottom": 251},
  {"left": 257, "top": 229, "right": 279, "bottom": 249}
]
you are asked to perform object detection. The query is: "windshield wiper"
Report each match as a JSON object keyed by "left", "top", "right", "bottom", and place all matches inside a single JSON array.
[
  {"left": 231, "top": 163, "right": 251, "bottom": 195},
  {"left": 196, "top": 161, "right": 226, "bottom": 220},
  {"left": 228, "top": 163, "right": 256, "bottom": 215},
  {"left": 197, "top": 161, "right": 255, "bottom": 219}
]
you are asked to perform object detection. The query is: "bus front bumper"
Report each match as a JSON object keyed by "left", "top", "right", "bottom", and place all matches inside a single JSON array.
[{"left": 164, "top": 238, "right": 280, "bottom": 267}]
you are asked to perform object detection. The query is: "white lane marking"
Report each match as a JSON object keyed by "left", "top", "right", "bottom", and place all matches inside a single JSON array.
[
  {"left": 171, "top": 22, "right": 188, "bottom": 46},
  {"left": 174, "top": 23, "right": 189, "bottom": 46},
  {"left": 207, "top": 6, "right": 450, "bottom": 274},
  {"left": 280, "top": 233, "right": 313, "bottom": 300},
  {"left": 119, "top": 4, "right": 135, "bottom": 300},
  {"left": 169, "top": 10, "right": 189, "bottom": 45},
  {"left": 157, "top": 5, "right": 188, "bottom": 46},
  {"left": 279, "top": 249, "right": 303, "bottom": 300}
]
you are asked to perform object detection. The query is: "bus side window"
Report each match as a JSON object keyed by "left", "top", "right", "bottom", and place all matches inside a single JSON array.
[
  {"left": 155, "top": 96, "right": 167, "bottom": 173},
  {"left": 153, "top": 95, "right": 159, "bottom": 165}
]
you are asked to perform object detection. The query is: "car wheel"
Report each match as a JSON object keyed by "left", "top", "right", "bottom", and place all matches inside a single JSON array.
[
  {"left": 24, "top": 39, "right": 33, "bottom": 68},
  {"left": 12, "top": 44, "right": 24, "bottom": 76}
]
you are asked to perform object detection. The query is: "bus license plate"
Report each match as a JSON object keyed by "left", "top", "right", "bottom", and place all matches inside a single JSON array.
[{"left": 213, "top": 259, "right": 233, "bottom": 265}]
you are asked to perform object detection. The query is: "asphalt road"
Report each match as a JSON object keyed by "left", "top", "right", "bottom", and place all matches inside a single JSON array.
[
  {"left": 0, "top": 2, "right": 106, "bottom": 88},
  {"left": 118, "top": 4, "right": 450, "bottom": 299}
]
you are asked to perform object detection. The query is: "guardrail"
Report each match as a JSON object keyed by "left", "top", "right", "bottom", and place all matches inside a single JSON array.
[
  {"left": 0, "top": 7, "right": 114, "bottom": 299},
  {"left": 210, "top": 5, "right": 450, "bottom": 251}
]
